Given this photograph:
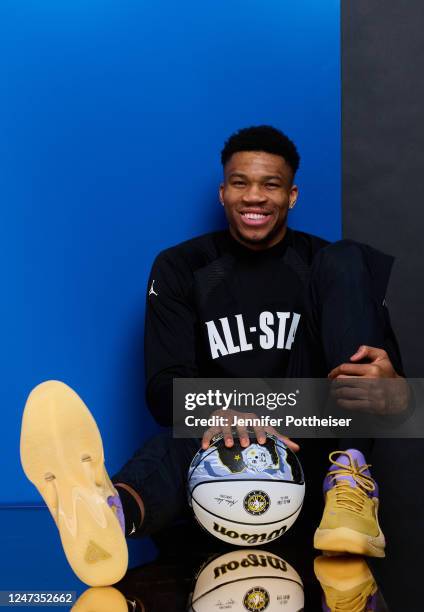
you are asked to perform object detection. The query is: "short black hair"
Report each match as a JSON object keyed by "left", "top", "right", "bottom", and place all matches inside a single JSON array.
[{"left": 221, "top": 125, "right": 300, "bottom": 175}]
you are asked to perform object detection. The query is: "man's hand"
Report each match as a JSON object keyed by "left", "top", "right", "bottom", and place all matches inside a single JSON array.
[
  {"left": 201, "top": 408, "right": 300, "bottom": 452},
  {"left": 328, "top": 345, "right": 399, "bottom": 380},
  {"left": 328, "top": 345, "right": 410, "bottom": 415}
]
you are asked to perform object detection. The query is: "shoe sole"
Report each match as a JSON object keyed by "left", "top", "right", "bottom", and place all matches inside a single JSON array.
[
  {"left": 313, "top": 525, "right": 385, "bottom": 558},
  {"left": 20, "top": 380, "right": 128, "bottom": 586},
  {"left": 314, "top": 555, "right": 374, "bottom": 590}
]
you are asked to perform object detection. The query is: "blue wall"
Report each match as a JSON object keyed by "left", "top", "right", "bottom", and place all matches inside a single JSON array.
[{"left": 0, "top": 0, "right": 341, "bottom": 503}]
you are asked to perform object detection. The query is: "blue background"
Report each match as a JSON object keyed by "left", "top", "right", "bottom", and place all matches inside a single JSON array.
[{"left": 0, "top": 0, "right": 340, "bottom": 504}]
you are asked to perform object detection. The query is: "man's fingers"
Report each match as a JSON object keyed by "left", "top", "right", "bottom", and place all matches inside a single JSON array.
[
  {"left": 331, "top": 377, "right": 369, "bottom": 388},
  {"left": 335, "top": 398, "right": 373, "bottom": 411},
  {"left": 328, "top": 362, "right": 381, "bottom": 379},
  {"left": 281, "top": 436, "right": 300, "bottom": 452},
  {"left": 236, "top": 424, "right": 250, "bottom": 447},
  {"left": 331, "top": 386, "right": 369, "bottom": 401},
  {"left": 202, "top": 417, "right": 300, "bottom": 453},
  {"left": 265, "top": 427, "right": 300, "bottom": 452},
  {"left": 202, "top": 427, "right": 219, "bottom": 450},
  {"left": 253, "top": 425, "right": 266, "bottom": 445},
  {"left": 222, "top": 424, "right": 234, "bottom": 447},
  {"left": 350, "top": 345, "right": 388, "bottom": 362}
]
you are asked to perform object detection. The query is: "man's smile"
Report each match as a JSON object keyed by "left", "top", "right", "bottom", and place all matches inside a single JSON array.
[{"left": 239, "top": 209, "right": 273, "bottom": 227}]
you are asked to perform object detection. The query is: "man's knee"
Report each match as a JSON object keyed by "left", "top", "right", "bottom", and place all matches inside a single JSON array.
[{"left": 311, "top": 240, "right": 368, "bottom": 287}]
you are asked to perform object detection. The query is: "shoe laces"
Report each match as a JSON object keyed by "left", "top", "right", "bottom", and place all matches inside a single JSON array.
[{"left": 328, "top": 451, "right": 375, "bottom": 514}]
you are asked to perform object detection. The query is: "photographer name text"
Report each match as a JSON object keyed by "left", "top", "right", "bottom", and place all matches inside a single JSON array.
[{"left": 185, "top": 414, "right": 352, "bottom": 428}]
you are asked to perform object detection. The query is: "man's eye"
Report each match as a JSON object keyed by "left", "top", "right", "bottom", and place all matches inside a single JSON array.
[
  {"left": 266, "top": 183, "right": 280, "bottom": 189},
  {"left": 232, "top": 181, "right": 246, "bottom": 186}
]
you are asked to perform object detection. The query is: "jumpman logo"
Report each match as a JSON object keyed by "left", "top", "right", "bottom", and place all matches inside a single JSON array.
[{"left": 149, "top": 280, "right": 158, "bottom": 297}]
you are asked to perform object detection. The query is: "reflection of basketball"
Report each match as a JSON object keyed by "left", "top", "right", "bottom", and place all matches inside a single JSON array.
[
  {"left": 187, "top": 434, "right": 305, "bottom": 546},
  {"left": 189, "top": 549, "right": 304, "bottom": 611}
]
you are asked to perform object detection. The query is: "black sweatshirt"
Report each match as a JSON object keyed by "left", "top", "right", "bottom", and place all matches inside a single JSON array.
[{"left": 144, "top": 228, "right": 329, "bottom": 425}]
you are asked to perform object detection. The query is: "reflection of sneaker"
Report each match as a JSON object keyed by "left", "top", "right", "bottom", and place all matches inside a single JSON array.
[
  {"left": 20, "top": 381, "right": 128, "bottom": 586},
  {"left": 314, "top": 450, "right": 385, "bottom": 557},
  {"left": 72, "top": 587, "right": 130, "bottom": 611},
  {"left": 314, "top": 555, "right": 378, "bottom": 611}
]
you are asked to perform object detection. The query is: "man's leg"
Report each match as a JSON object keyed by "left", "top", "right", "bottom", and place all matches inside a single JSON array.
[
  {"left": 308, "top": 240, "right": 402, "bottom": 373},
  {"left": 289, "top": 241, "right": 398, "bottom": 557},
  {"left": 287, "top": 240, "right": 401, "bottom": 378},
  {"left": 111, "top": 433, "right": 199, "bottom": 539}
]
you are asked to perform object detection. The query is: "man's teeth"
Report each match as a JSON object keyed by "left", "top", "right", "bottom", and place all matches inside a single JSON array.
[{"left": 243, "top": 213, "right": 267, "bottom": 220}]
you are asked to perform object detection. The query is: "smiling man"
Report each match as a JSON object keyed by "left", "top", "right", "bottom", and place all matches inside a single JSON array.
[
  {"left": 144, "top": 128, "right": 327, "bottom": 399},
  {"left": 21, "top": 126, "right": 407, "bottom": 587},
  {"left": 219, "top": 148, "right": 298, "bottom": 249}
]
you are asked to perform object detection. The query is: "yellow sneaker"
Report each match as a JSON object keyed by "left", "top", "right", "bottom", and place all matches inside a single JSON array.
[
  {"left": 314, "top": 555, "right": 378, "bottom": 611},
  {"left": 313, "top": 449, "right": 385, "bottom": 557},
  {"left": 20, "top": 380, "right": 128, "bottom": 586}
]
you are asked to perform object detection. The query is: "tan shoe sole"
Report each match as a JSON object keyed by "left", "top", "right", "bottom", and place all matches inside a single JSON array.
[
  {"left": 314, "top": 555, "right": 374, "bottom": 590},
  {"left": 20, "top": 380, "right": 128, "bottom": 586},
  {"left": 314, "top": 526, "right": 385, "bottom": 558},
  {"left": 72, "top": 587, "right": 129, "bottom": 611}
]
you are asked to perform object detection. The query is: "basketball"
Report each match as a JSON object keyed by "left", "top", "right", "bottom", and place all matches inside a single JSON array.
[
  {"left": 189, "top": 549, "right": 304, "bottom": 611},
  {"left": 187, "top": 433, "right": 305, "bottom": 546}
]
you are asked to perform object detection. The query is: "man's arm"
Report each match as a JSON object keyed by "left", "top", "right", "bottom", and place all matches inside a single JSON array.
[
  {"left": 145, "top": 251, "right": 198, "bottom": 426},
  {"left": 306, "top": 239, "right": 410, "bottom": 414}
]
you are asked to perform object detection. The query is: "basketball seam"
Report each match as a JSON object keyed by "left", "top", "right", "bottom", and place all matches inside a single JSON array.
[
  {"left": 190, "top": 478, "right": 305, "bottom": 495},
  {"left": 191, "top": 496, "right": 304, "bottom": 526}
]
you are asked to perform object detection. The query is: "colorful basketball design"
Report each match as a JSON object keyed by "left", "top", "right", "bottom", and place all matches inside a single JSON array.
[{"left": 187, "top": 434, "right": 305, "bottom": 546}]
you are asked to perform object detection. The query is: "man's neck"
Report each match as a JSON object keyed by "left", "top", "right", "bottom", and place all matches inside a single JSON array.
[{"left": 229, "top": 226, "right": 288, "bottom": 251}]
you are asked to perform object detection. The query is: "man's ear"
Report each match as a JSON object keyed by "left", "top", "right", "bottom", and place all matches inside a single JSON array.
[
  {"left": 289, "top": 185, "right": 299, "bottom": 209},
  {"left": 219, "top": 183, "right": 225, "bottom": 206}
]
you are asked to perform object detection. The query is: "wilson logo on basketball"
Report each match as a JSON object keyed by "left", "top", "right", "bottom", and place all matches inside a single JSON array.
[
  {"left": 213, "top": 522, "right": 287, "bottom": 545},
  {"left": 243, "top": 586, "right": 270, "bottom": 611},
  {"left": 213, "top": 552, "right": 288, "bottom": 579},
  {"left": 243, "top": 490, "right": 270, "bottom": 516}
]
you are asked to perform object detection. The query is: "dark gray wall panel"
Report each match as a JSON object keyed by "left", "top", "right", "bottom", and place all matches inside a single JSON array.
[{"left": 342, "top": 0, "right": 424, "bottom": 375}]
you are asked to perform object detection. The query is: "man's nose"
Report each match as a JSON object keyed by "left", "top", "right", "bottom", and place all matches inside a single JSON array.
[{"left": 242, "top": 184, "right": 267, "bottom": 203}]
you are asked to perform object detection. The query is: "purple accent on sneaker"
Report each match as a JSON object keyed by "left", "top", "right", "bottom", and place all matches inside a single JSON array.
[
  {"left": 321, "top": 589, "right": 377, "bottom": 611},
  {"left": 367, "top": 590, "right": 378, "bottom": 610},
  {"left": 323, "top": 449, "right": 379, "bottom": 498},
  {"left": 107, "top": 493, "right": 125, "bottom": 534}
]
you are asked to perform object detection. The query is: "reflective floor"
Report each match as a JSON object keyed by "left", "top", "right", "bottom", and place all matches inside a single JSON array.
[{"left": 0, "top": 507, "right": 404, "bottom": 611}]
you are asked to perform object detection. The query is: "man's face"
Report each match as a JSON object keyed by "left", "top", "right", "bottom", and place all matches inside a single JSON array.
[{"left": 219, "top": 151, "right": 298, "bottom": 250}]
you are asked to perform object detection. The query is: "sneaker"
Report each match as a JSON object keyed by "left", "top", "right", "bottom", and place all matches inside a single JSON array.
[
  {"left": 72, "top": 587, "right": 130, "bottom": 611},
  {"left": 314, "top": 555, "right": 378, "bottom": 611},
  {"left": 313, "top": 450, "right": 385, "bottom": 557},
  {"left": 20, "top": 380, "right": 128, "bottom": 586}
]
